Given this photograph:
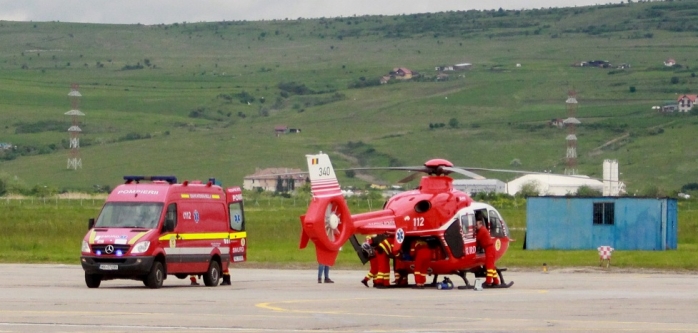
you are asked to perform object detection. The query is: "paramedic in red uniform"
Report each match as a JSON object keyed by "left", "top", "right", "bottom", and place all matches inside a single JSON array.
[
  {"left": 375, "top": 235, "right": 393, "bottom": 288},
  {"left": 476, "top": 219, "right": 500, "bottom": 287},
  {"left": 409, "top": 239, "right": 431, "bottom": 289}
]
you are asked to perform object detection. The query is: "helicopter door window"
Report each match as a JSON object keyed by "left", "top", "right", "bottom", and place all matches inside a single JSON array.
[
  {"left": 489, "top": 210, "right": 505, "bottom": 238},
  {"left": 460, "top": 214, "right": 475, "bottom": 239},
  {"left": 474, "top": 210, "right": 489, "bottom": 229}
]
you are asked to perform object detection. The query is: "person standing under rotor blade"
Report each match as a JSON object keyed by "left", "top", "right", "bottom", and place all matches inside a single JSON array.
[
  {"left": 317, "top": 263, "right": 333, "bottom": 283},
  {"left": 476, "top": 219, "right": 500, "bottom": 287}
]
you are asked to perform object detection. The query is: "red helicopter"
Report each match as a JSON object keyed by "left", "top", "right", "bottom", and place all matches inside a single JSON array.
[{"left": 299, "top": 152, "right": 514, "bottom": 289}]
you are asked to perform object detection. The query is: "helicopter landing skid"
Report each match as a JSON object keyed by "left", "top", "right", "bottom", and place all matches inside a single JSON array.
[
  {"left": 457, "top": 281, "right": 514, "bottom": 289},
  {"left": 455, "top": 267, "right": 512, "bottom": 289}
]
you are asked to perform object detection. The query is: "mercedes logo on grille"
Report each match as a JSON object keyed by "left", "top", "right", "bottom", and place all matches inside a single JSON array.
[{"left": 105, "top": 245, "right": 115, "bottom": 254}]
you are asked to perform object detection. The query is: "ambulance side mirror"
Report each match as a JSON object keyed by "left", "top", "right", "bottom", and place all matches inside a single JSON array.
[{"left": 88, "top": 218, "right": 95, "bottom": 230}]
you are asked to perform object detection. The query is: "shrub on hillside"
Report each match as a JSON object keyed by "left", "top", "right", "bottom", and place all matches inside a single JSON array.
[
  {"left": 681, "top": 183, "right": 698, "bottom": 192},
  {"left": 278, "top": 82, "right": 315, "bottom": 95},
  {"left": 235, "top": 91, "right": 256, "bottom": 104},
  {"left": 121, "top": 62, "right": 144, "bottom": 70},
  {"left": 14, "top": 120, "right": 72, "bottom": 134},
  {"left": 348, "top": 77, "right": 381, "bottom": 88},
  {"left": 297, "top": 92, "right": 345, "bottom": 107},
  {"left": 448, "top": 118, "right": 460, "bottom": 128}
]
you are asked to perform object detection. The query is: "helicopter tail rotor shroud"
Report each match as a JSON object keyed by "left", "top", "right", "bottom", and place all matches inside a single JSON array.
[{"left": 301, "top": 153, "right": 355, "bottom": 266}]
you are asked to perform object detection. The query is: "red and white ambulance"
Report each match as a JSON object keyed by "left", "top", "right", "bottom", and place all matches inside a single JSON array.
[{"left": 80, "top": 176, "right": 247, "bottom": 288}]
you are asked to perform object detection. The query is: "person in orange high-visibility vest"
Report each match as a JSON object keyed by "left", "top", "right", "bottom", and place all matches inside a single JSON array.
[
  {"left": 409, "top": 239, "right": 431, "bottom": 289},
  {"left": 375, "top": 235, "right": 393, "bottom": 288},
  {"left": 476, "top": 219, "right": 500, "bottom": 287}
]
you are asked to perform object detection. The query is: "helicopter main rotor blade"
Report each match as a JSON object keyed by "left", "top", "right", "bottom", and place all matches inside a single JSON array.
[
  {"left": 441, "top": 166, "right": 486, "bottom": 180},
  {"left": 397, "top": 172, "right": 422, "bottom": 184},
  {"left": 338, "top": 166, "right": 429, "bottom": 173}
]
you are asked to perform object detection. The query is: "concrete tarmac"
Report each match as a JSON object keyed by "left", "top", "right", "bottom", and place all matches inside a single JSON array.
[{"left": 0, "top": 264, "right": 696, "bottom": 332}]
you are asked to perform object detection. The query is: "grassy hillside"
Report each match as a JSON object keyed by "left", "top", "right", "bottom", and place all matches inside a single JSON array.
[{"left": 2, "top": 1, "right": 698, "bottom": 194}]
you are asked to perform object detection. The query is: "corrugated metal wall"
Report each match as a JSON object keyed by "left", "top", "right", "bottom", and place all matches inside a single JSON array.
[{"left": 525, "top": 197, "right": 678, "bottom": 250}]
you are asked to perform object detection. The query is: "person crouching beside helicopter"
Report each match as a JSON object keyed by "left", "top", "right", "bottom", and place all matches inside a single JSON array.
[
  {"left": 360, "top": 236, "right": 379, "bottom": 287},
  {"left": 476, "top": 219, "right": 500, "bottom": 287},
  {"left": 409, "top": 238, "right": 431, "bottom": 289}
]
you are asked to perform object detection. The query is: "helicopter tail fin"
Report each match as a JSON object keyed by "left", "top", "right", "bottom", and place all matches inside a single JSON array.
[
  {"left": 301, "top": 153, "right": 354, "bottom": 265},
  {"left": 306, "top": 153, "right": 342, "bottom": 198}
]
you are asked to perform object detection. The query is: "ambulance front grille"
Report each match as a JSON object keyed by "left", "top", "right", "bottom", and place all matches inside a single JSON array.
[{"left": 91, "top": 244, "right": 131, "bottom": 254}]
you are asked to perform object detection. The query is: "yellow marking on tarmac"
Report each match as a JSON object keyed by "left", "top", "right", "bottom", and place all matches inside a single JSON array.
[
  {"left": 256, "top": 290, "right": 545, "bottom": 315},
  {"left": 253, "top": 292, "right": 698, "bottom": 332},
  {"left": 254, "top": 298, "right": 698, "bottom": 331}
]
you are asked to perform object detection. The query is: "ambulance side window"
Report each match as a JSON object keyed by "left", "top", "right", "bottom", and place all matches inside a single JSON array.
[
  {"left": 164, "top": 203, "right": 177, "bottom": 232},
  {"left": 229, "top": 202, "right": 245, "bottom": 231}
]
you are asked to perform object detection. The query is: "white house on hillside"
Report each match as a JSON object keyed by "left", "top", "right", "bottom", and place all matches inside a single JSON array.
[{"left": 677, "top": 94, "right": 697, "bottom": 112}]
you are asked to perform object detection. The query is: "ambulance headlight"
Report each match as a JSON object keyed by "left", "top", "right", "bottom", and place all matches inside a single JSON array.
[
  {"left": 131, "top": 241, "right": 150, "bottom": 254},
  {"left": 81, "top": 240, "right": 90, "bottom": 253}
]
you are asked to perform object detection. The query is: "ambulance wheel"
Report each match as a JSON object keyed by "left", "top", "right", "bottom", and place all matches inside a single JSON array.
[
  {"left": 175, "top": 274, "right": 188, "bottom": 280},
  {"left": 203, "top": 261, "right": 220, "bottom": 287},
  {"left": 85, "top": 273, "right": 102, "bottom": 288},
  {"left": 144, "top": 261, "right": 165, "bottom": 289}
]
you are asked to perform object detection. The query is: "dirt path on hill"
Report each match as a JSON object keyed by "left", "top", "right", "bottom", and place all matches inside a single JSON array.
[{"left": 332, "top": 151, "right": 381, "bottom": 184}]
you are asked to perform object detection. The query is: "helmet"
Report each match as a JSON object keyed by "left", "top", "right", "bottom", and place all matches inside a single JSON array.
[{"left": 361, "top": 242, "right": 375, "bottom": 257}]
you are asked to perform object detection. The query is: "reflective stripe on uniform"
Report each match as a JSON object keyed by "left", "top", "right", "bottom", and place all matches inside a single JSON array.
[{"left": 378, "top": 239, "right": 392, "bottom": 253}]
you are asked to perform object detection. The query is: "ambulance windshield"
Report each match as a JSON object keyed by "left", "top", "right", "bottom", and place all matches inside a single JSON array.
[{"left": 95, "top": 202, "right": 164, "bottom": 229}]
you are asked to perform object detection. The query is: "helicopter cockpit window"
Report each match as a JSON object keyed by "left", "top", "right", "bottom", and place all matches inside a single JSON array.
[
  {"left": 489, "top": 210, "right": 507, "bottom": 237},
  {"left": 474, "top": 209, "right": 489, "bottom": 229},
  {"left": 460, "top": 214, "right": 475, "bottom": 239}
]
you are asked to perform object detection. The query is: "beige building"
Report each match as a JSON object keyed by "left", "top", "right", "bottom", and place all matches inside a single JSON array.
[{"left": 242, "top": 168, "right": 308, "bottom": 192}]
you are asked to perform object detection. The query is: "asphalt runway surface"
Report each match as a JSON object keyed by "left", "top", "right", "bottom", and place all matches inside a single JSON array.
[{"left": 0, "top": 264, "right": 696, "bottom": 332}]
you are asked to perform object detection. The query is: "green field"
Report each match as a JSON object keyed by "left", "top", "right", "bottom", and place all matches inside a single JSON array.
[
  {"left": 1, "top": 2, "right": 698, "bottom": 197},
  {"left": 1, "top": 195, "right": 696, "bottom": 270}
]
